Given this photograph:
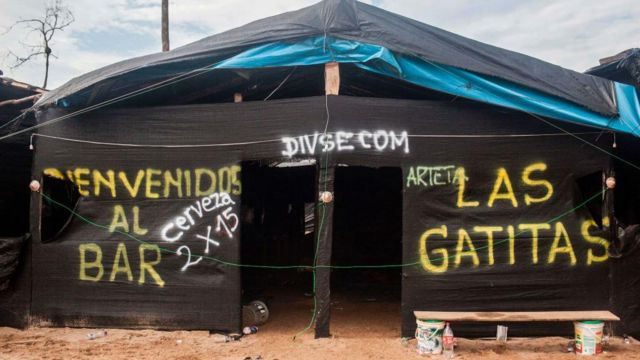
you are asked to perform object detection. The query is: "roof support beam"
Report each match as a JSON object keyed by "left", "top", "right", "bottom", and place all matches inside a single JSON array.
[{"left": 0, "top": 94, "right": 40, "bottom": 108}]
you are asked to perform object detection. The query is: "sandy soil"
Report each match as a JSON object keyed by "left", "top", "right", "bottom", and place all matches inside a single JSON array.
[
  {"left": 2, "top": 327, "right": 638, "bottom": 360},
  {"left": 1, "top": 294, "right": 638, "bottom": 360}
]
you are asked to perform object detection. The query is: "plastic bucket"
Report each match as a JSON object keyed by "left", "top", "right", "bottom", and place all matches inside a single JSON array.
[
  {"left": 242, "top": 300, "right": 270, "bottom": 326},
  {"left": 574, "top": 320, "right": 604, "bottom": 355},
  {"left": 415, "top": 319, "right": 445, "bottom": 355}
]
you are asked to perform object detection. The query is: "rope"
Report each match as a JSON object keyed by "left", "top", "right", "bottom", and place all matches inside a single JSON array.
[
  {"left": 0, "top": 61, "right": 225, "bottom": 142},
  {"left": 29, "top": 131, "right": 603, "bottom": 149},
  {"left": 31, "top": 133, "right": 283, "bottom": 148},
  {"left": 264, "top": 67, "right": 298, "bottom": 101}
]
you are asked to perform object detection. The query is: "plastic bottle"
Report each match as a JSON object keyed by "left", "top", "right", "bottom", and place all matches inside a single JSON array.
[
  {"left": 211, "top": 333, "right": 236, "bottom": 343},
  {"left": 443, "top": 322, "right": 454, "bottom": 359}
]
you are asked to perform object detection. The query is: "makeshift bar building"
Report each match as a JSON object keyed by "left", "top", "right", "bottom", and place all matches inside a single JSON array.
[{"left": 2, "top": 0, "right": 640, "bottom": 339}]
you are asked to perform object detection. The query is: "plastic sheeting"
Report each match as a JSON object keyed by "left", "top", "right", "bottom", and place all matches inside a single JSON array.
[
  {"left": 0, "top": 236, "right": 24, "bottom": 291},
  {"left": 0, "top": 234, "right": 30, "bottom": 328},
  {"left": 213, "top": 36, "right": 640, "bottom": 137},
  {"left": 21, "top": 96, "right": 632, "bottom": 337},
  {"left": 37, "top": 0, "right": 617, "bottom": 117},
  {"left": 586, "top": 48, "right": 640, "bottom": 87},
  {"left": 35, "top": 36, "right": 640, "bottom": 137},
  {"left": 401, "top": 143, "right": 610, "bottom": 337}
]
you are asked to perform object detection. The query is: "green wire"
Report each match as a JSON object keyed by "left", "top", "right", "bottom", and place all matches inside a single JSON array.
[
  {"left": 317, "top": 188, "right": 605, "bottom": 269},
  {"left": 41, "top": 192, "right": 308, "bottom": 269},
  {"left": 39, "top": 173, "right": 604, "bottom": 340},
  {"left": 293, "top": 195, "right": 326, "bottom": 339},
  {"left": 294, "top": 100, "right": 334, "bottom": 339},
  {"left": 40, "top": 187, "right": 604, "bottom": 269}
]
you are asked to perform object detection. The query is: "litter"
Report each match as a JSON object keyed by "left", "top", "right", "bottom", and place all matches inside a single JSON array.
[{"left": 87, "top": 330, "right": 107, "bottom": 340}]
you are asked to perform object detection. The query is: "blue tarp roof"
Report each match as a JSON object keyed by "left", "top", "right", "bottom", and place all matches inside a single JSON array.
[{"left": 213, "top": 36, "right": 640, "bottom": 136}]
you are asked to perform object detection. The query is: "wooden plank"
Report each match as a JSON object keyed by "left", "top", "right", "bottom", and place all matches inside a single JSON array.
[
  {"left": 413, "top": 311, "right": 620, "bottom": 322},
  {"left": 324, "top": 62, "right": 340, "bottom": 95},
  {"left": 0, "top": 94, "right": 39, "bottom": 107}
]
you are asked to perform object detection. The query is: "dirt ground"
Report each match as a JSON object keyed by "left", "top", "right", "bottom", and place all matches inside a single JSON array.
[{"left": 1, "top": 294, "right": 638, "bottom": 360}]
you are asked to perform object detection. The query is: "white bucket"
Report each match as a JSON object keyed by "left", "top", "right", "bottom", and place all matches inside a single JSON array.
[
  {"left": 574, "top": 321, "right": 605, "bottom": 355},
  {"left": 415, "top": 319, "right": 445, "bottom": 355}
]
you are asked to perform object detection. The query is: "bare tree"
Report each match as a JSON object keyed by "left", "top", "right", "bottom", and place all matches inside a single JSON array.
[{"left": 4, "top": 0, "right": 74, "bottom": 88}]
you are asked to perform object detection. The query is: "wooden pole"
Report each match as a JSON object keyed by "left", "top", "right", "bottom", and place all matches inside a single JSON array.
[
  {"left": 313, "top": 62, "right": 341, "bottom": 338},
  {"left": 324, "top": 62, "right": 340, "bottom": 95},
  {"left": 161, "top": 0, "right": 170, "bottom": 52},
  {"left": 314, "top": 163, "right": 335, "bottom": 338}
]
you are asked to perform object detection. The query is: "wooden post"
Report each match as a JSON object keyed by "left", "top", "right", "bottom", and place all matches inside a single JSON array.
[
  {"left": 161, "top": 0, "right": 170, "bottom": 52},
  {"left": 314, "top": 162, "right": 335, "bottom": 338},
  {"left": 324, "top": 62, "right": 340, "bottom": 95},
  {"left": 234, "top": 93, "right": 243, "bottom": 103},
  {"left": 314, "top": 61, "right": 339, "bottom": 338}
]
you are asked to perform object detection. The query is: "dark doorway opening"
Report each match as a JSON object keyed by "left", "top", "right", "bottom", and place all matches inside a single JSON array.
[
  {"left": 240, "top": 161, "right": 316, "bottom": 333},
  {"left": 331, "top": 166, "right": 403, "bottom": 336},
  {"left": 41, "top": 175, "right": 80, "bottom": 243}
]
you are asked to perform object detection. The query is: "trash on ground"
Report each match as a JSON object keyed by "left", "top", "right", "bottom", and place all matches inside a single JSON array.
[
  {"left": 242, "top": 300, "right": 270, "bottom": 327},
  {"left": 87, "top": 330, "right": 107, "bottom": 340},
  {"left": 243, "top": 326, "right": 259, "bottom": 335}
]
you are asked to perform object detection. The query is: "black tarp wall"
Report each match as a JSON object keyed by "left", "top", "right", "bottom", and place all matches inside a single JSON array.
[{"left": 21, "top": 96, "right": 626, "bottom": 336}]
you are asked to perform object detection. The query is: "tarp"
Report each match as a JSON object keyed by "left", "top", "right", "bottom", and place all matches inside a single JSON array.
[
  {"left": 36, "top": 0, "right": 618, "bottom": 117},
  {"left": 0, "top": 236, "right": 25, "bottom": 291},
  {"left": 402, "top": 139, "right": 609, "bottom": 336},
  {"left": 211, "top": 36, "right": 640, "bottom": 136},
  {"left": 0, "top": 82, "right": 38, "bottom": 237},
  {"left": 26, "top": 96, "right": 631, "bottom": 336},
  {"left": 586, "top": 48, "right": 640, "bottom": 87},
  {"left": 0, "top": 235, "right": 30, "bottom": 329}
]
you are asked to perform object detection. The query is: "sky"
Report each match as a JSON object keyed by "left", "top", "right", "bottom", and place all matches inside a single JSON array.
[{"left": 0, "top": 0, "right": 638, "bottom": 89}]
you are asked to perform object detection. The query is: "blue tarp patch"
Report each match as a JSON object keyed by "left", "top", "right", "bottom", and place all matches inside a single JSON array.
[{"left": 214, "top": 36, "right": 640, "bottom": 137}]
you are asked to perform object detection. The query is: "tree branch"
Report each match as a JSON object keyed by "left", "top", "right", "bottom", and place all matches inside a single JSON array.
[
  {"left": 2, "top": 19, "right": 43, "bottom": 36},
  {"left": 4, "top": 0, "right": 75, "bottom": 87},
  {"left": 18, "top": 40, "right": 41, "bottom": 49},
  {"left": 8, "top": 50, "right": 46, "bottom": 69}
]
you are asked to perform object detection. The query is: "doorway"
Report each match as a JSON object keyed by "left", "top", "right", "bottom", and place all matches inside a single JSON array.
[
  {"left": 240, "top": 160, "right": 317, "bottom": 333},
  {"left": 331, "top": 166, "right": 403, "bottom": 336}
]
